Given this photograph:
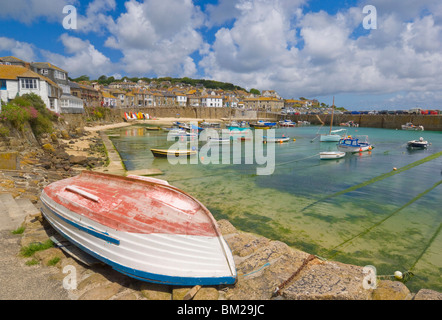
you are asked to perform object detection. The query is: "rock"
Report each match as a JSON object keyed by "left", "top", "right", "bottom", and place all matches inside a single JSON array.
[
  {"left": 74, "top": 127, "right": 84, "bottom": 136},
  {"left": 140, "top": 283, "right": 171, "bottom": 300},
  {"left": 217, "top": 219, "right": 238, "bottom": 235},
  {"left": 33, "top": 248, "right": 65, "bottom": 266},
  {"left": 173, "top": 287, "right": 193, "bottom": 300},
  {"left": 282, "top": 261, "right": 374, "bottom": 300},
  {"left": 193, "top": 287, "right": 219, "bottom": 300},
  {"left": 60, "top": 130, "right": 70, "bottom": 140},
  {"left": 78, "top": 282, "right": 121, "bottom": 300},
  {"left": 69, "top": 155, "right": 88, "bottom": 165},
  {"left": 226, "top": 232, "right": 270, "bottom": 257},
  {"left": 50, "top": 133, "right": 58, "bottom": 143},
  {"left": 413, "top": 289, "right": 442, "bottom": 300},
  {"left": 372, "top": 280, "right": 412, "bottom": 300},
  {"left": 77, "top": 273, "right": 109, "bottom": 291},
  {"left": 42, "top": 143, "right": 55, "bottom": 153}
]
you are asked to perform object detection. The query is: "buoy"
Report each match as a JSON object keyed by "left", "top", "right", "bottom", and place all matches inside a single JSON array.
[
  {"left": 359, "top": 148, "right": 362, "bottom": 152},
  {"left": 368, "top": 146, "right": 372, "bottom": 150},
  {"left": 394, "top": 271, "right": 403, "bottom": 280},
  {"left": 293, "top": 138, "right": 296, "bottom": 141},
  {"left": 393, "top": 167, "right": 397, "bottom": 171}
]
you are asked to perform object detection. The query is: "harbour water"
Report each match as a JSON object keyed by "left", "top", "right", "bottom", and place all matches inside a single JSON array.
[{"left": 108, "top": 124, "right": 442, "bottom": 293}]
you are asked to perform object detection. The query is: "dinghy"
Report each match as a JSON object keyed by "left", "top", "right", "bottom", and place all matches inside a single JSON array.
[
  {"left": 319, "top": 151, "right": 346, "bottom": 160},
  {"left": 151, "top": 148, "right": 197, "bottom": 158},
  {"left": 40, "top": 171, "right": 237, "bottom": 286}
]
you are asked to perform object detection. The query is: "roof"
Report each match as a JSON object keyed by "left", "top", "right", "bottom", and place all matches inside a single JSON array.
[
  {"left": 31, "top": 62, "right": 68, "bottom": 73},
  {"left": 0, "top": 56, "right": 27, "bottom": 64},
  {"left": 0, "top": 65, "right": 59, "bottom": 87},
  {"left": 102, "top": 91, "right": 116, "bottom": 99}
]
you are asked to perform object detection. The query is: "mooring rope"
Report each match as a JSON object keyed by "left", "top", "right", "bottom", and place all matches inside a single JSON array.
[
  {"left": 409, "top": 222, "right": 442, "bottom": 273},
  {"left": 301, "top": 151, "right": 442, "bottom": 212},
  {"left": 272, "top": 254, "right": 316, "bottom": 297}
]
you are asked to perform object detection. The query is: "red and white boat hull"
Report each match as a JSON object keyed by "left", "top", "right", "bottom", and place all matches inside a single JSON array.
[{"left": 40, "top": 171, "right": 237, "bottom": 286}]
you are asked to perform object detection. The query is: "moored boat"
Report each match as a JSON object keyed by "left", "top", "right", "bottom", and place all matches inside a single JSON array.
[
  {"left": 263, "top": 136, "right": 290, "bottom": 143},
  {"left": 151, "top": 148, "right": 197, "bottom": 157},
  {"left": 337, "top": 135, "right": 373, "bottom": 153},
  {"left": 279, "top": 120, "right": 296, "bottom": 127},
  {"left": 407, "top": 137, "right": 428, "bottom": 149},
  {"left": 320, "top": 151, "right": 346, "bottom": 160},
  {"left": 40, "top": 171, "right": 237, "bottom": 286},
  {"left": 401, "top": 122, "right": 424, "bottom": 131}
]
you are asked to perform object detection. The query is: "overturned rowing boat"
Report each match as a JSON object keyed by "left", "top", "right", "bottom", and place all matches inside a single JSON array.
[{"left": 40, "top": 171, "right": 237, "bottom": 286}]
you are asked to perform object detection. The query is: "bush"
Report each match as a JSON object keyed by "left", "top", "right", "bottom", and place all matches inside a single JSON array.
[
  {"left": 0, "top": 124, "right": 9, "bottom": 137},
  {"left": 30, "top": 113, "right": 53, "bottom": 136},
  {"left": 0, "top": 104, "right": 31, "bottom": 131}
]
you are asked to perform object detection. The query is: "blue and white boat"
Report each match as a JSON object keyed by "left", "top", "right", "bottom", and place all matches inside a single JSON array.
[{"left": 337, "top": 135, "right": 373, "bottom": 153}]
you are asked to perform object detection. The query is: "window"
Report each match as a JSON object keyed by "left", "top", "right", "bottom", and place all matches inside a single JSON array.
[
  {"left": 0, "top": 80, "right": 6, "bottom": 90},
  {"left": 40, "top": 69, "right": 48, "bottom": 75},
  {"left": 20, "top": 78, "right": 38, "bottom": 89},
  {"left": 54, "top": 71, "right": 66, "bottom": 80}
]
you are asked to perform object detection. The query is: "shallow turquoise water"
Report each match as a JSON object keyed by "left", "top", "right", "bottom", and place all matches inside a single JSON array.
[{"left": 108, "top": 124, "right": 442, "bottom": 292}]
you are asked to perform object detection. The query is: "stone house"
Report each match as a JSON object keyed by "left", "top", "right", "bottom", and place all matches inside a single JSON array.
[{"left": 31, "top": 62, "right": 83, "bottom": 114}]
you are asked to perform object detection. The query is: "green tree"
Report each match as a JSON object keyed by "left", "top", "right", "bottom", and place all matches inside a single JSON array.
[{"left": 250, "top": 88, "right": 260, "bottom": 95}]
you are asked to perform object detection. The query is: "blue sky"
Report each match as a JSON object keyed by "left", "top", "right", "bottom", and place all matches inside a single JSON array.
[{"left": 1, "top": 0, "right": 442, "bottom": 110}]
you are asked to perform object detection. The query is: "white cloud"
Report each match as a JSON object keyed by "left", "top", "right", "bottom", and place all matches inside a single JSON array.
[
  {"left": 104, "top": 0, "right": 204, "bottom": 77},
  {"left": 200, "top": 0, "right": 442, "bottom": 108},
  {"left": 0, "top": 0, "right": 75, "bottom": 24},
  {"left": 76, "top": 0, "right": 116, "bottom": 33},
  {"left": 0, "top": 37, "right": 36, "bottom": 61},
  {"left": 42, "top": 34, "right": 114, "bottom": 78}
]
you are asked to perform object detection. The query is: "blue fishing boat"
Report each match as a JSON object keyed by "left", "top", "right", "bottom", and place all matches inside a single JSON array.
[{"left": 337, "top": 135, "right": 373, "bottom": 153}]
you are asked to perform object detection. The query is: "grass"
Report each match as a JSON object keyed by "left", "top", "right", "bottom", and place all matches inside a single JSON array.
[
  {"left": 20, "top": 239, "right": 54, "bottom": 257},
  {"left": 11, "top": 226, "right": 25, "bottom": 235},
  {"left": 47, "top": 257, "right": 61, "bottom": 266}
]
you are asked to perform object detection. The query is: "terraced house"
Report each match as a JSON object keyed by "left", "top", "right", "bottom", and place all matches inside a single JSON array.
[
  {"left": 31, "top": 62, "right": 83, "bottom": 114},
  {"left": 0, "top": 60, "right": 62, "bottom": 113}
]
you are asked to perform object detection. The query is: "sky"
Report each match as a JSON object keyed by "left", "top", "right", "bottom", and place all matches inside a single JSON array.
[{"left": 1, "top": 0, "right": 442, "bottom": 110}]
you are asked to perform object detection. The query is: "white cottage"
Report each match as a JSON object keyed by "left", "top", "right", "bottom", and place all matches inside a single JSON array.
[{"left": 0, "top": 65, "right": 61, "bottom": 112}]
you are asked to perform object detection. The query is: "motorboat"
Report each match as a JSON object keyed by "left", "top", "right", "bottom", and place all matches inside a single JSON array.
[
  {"left": 407, "top": 137, "right": 428, "bottom": 149},
  {"left": 40, "top": 171, "right": 237, "bottom": 286},
  {"left": 279, "top": 120, "right": 296, "bottom": 127},
  {"left": 401, "top": 122, "right": 424, "bottom": 131},
  {"left": 337, "top": 135, "right": 373, "bottom": 153}
]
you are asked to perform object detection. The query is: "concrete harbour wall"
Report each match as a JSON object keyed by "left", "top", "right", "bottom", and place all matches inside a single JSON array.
[{"left": 60, "top": 106, "right": 442, "bottom": 131}]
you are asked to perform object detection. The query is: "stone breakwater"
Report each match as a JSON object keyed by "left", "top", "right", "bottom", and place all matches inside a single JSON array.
[{"left": 1, "top": 121, "right": 441, "bottom": 300}]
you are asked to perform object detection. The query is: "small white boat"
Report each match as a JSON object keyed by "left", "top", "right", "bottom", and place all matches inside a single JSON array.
[
  {"left": 40, "top": 171, "right": 237, "bottom": 286},
  {"left": 320, "top": 151, "right": 346, "bottom": 160},
  {"left": 401, "top": 122, "right": 424, "bottom": 131},
  {"left": 207, "top": 137, "right": 231, "bottom": 144},
  {"left": 407, "top": 137, "right": 428, "bottom": 149}
]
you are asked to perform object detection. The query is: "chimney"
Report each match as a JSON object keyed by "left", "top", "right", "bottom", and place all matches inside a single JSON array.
[{"left": 24, "top": 62, "right": 31, "bottom": 69}]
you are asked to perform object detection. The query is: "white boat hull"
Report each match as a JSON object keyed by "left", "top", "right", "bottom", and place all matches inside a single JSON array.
[
  {"left": 40, "top": 172, "right": 237, "bottom": 286},
  {"left": 320, "top": 151, "right": 346, "bottom": 159},
  {"left": 320, "top": 134, "right": 342, "bottom": 142}
]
